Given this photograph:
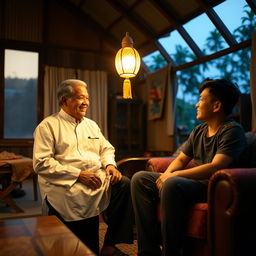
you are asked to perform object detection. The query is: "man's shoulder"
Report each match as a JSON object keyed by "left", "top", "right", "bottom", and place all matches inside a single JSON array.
[
  {"left": 221, "top": 119, "right": 244, "bottom": 133},
  {"left": 37, "top": 113, "right": 60, "bottom": 128}
]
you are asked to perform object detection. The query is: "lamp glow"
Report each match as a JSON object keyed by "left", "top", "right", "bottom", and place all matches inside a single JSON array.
[{"left": 115, "top": 32, "right": 141, "bottom": 98}]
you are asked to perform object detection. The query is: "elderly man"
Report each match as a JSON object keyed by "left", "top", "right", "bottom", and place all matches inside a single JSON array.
[{"left": 33, "top": 79, "right": 133, "bottom": 256}]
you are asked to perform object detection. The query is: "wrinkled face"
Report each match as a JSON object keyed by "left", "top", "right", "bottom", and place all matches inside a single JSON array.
[
  {"left": 196, "top": 88, "right": 218, "bottom": 122},
  {"left": 63, "top": 84, "right": 89, "bottom": 122}
]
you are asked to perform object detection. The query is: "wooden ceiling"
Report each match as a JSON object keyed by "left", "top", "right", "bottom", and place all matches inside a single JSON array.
[{"left": 59, "top": 0, "right": 255, "bottom": 71}]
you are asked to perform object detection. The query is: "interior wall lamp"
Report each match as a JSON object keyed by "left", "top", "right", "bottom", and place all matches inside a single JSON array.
[{"left": 115, "top": 32, "right": 141, "bottom": 98}]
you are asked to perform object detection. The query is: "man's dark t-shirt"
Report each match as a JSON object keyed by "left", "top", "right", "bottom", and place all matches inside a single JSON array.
[{"left": 182, "top": 119, "right": 247, "bottom": 171}]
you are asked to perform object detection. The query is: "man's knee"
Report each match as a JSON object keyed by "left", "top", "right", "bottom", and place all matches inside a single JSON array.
[
  {"left": 161, "top": 176, "right": 188, "bottom": 197},
  {"left": 112, "top": 175, "right": 130, "bottom": 193},
  {"left": 131, "top": 170, "right": 148, "bottom": 187}
]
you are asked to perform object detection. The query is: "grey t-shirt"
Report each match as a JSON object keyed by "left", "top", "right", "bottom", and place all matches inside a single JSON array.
[{"left": 182, "top": 119, "right": 247, "bottom": 168}]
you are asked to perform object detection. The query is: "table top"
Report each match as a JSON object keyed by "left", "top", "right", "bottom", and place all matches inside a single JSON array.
[{"left": 0, "top": 215, "right": 96, "bottom": 256}]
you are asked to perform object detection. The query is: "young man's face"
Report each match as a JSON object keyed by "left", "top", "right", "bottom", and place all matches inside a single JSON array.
[
  {"left": 196, "top": 88, "right": 219, "bottom": 122},
  {"left": 63, "top": 84, "right": 90, "bottom": 122}
]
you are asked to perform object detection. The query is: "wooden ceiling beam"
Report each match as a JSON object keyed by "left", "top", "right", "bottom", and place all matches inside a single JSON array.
[
  {"left": 107, "top": 0, "right": 175, "bottom": 64},
  {"left": 149, "top": 0, "right": 204, "bottom": 59},
  {"left": 53, "top": 0, "right": 119, "bottom": 49},
  {"left": 245, "top": 0, "right": 256, "bottom": 14},
  {"left": 196, "top": 0, "right": 237, "bottom": 46},
  {"left": 173, "top": 39, "right": 251, "bottom": 71}
]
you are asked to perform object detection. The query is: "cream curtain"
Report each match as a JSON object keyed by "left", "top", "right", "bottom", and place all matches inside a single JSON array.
[
  {"left": 166, "top": 64, "right": 178, "bottom": 136},
  {"left": 43, "top": 66, "right": 108, "bottom": 137},
  {"left": 43, "top": 66, "right": 76, "bottom": 117},
  {"left": 250, "top": 31, "right": 256, "bottom": 130},
  {"left": 77, "top": 70, "right": 108, "bottom": 138}
]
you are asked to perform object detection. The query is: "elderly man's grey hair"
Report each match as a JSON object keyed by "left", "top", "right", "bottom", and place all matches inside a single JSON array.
[{"left": 57, "top": 79, "right": 87, "bottom": 106}]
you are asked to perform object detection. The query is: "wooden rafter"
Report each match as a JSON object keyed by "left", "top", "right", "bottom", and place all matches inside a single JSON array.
[
  {"left": 196, "top": 0, "right": 237, "bottom": 46},
  {"left": 173, "top": 39, "right": 251, "bottom": 71},
  {"left": 149, "top": 0, "right": 204, "bottom": 58},
  {"left": 106, "top": 0, "right": 174, "bottom": 64},
  {"left": 53, "top": 0, "right": 119, "bottom": 49},
  {"left": 245, "top": 0, "right": 256, "bottom": 14}
]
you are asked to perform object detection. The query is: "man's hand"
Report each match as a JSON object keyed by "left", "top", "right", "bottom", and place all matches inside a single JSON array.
[
  {"left": 78, "top": 170, "right": 102, "bottom": 189},
  {"left": 156, "top": 171, "right": 180, "bottom": 192},
  {"left": 106, "top": 165, "right": 122, "bottom": 185}
]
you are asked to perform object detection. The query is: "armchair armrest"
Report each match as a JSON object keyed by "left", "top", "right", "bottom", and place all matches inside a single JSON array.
[
  {"left": 146, "top": 157, "right": 175, "bottom": 173},
  {"left": 116, "top": 157, "right": 151, "bottom": 178},
  {"left": 146, "top": 157, "right": 196, "bottom": 173},
  {"left": 208, "top": 168, "right": 256, "bottom": 256}
]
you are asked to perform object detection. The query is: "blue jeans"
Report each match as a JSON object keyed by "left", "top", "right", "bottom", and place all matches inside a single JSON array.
[{"left": 131, "top": 171, "right": 207, "bottom": 256}]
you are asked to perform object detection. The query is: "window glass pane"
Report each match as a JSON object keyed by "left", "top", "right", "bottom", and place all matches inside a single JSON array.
[
  {"left": 214, "top": 0, "right": 255, "bottom": 42},
  {"left": 158, "top": 30, "right": 195, "bottom": 65},
  {"left": 176, "top": 47, "right": 251, "bottom": 142},
  {"left": 142, "top": 50, "right": 167, "bottom": 72},
  {"left": 4, "top": 49, "right": 38, "bottom": 138},
  {"left": 184, "top": 13, "right": 228, "bottom": 55}
]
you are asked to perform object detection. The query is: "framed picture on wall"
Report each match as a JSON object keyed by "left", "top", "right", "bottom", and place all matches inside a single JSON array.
[{"left": 147, "top": 67, "right": 167, "bottom": 120}]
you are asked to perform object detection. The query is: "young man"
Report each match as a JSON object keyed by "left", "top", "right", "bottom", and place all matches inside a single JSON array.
[
  {"left": 131, "top": 79, "right": 247, "bottom": 256},
  {"left": 33, "top": 79, "right": 133, "bottom": 256}
]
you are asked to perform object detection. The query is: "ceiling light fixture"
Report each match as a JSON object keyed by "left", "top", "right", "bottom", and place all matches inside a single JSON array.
[{"left": 115, "top": 32, "right": 141, "bottom": 99}]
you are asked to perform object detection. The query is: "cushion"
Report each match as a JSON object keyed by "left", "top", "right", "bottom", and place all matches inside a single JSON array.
[
  {"left": 157, "top": 202, "right": 208, "bottom": 239},
  {"left": 187, "top": 203, "right": 208, "bottom": 239}
]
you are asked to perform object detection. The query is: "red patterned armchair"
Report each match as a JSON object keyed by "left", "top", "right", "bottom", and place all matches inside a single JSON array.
[{"left": 117, "top": 131, "right": 256, "bottom": 256}]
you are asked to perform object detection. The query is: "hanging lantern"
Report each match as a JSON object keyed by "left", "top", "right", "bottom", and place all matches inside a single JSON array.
[{"left": 115, "top": 32, "right": 141, "bottom": 99}]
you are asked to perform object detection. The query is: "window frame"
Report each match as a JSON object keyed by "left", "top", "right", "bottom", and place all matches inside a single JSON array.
[{"left": 0, "top": 41, "right": 44, "bottom": 146}]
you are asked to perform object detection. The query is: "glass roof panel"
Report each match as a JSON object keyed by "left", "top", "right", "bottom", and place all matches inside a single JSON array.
[
  {"left": 142, "top": 51, "right": 167, "bottom": 72},
  {"left": 214, "top": 0, "right": 255, "bottom": 42},
  {"left": 158, "top": 30, "right": 195, "bottom": 65},
  {"left": 183, "top": 13, "right": 228, "bottom": 55}
]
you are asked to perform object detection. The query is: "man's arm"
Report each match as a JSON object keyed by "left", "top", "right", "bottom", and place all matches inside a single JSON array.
[{"left": 156, "top": 152, "right": 233, "bottom": 191}]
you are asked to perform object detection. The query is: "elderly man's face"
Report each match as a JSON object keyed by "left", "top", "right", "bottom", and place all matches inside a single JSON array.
[{"left": 64, "top": 84, "right": 89, "bottom": 122}]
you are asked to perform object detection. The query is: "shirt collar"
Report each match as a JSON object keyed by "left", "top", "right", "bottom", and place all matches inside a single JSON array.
[{"left": 59, "top": 108, "right": 84, "bottom": 124}]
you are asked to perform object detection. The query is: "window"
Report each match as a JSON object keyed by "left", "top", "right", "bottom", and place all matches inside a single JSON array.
[
  {"left": 214, "top": 0, "right": 255, "bottom": 42},
  {"left": 176, "top": 46, "right": 251, "bottom": 142},
  {"left": 142, "top": 50, "right": 167, "bottom": 72},
  {"left": 158, "top": 30, "right": 195, "bottom": 65},
  {"left": 4, "top": 49, "right": 38, "bottom": 138}
]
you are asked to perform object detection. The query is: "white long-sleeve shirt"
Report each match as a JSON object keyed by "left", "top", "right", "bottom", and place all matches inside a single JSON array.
[{"left": 33, "top": 109, "right": 116, "bottom": 221}]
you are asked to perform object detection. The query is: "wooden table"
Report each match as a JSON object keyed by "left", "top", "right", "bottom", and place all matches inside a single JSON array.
[
  {"left": 0, "top": 157, "right": 38, "bottom": 213},
  {"left": 0, "top": 215, "right": 96, "bottom": 256}
]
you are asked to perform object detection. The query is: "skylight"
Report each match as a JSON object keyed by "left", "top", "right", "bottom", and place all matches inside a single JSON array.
[
  {"left": 214, "top": 0, "right": 254, "bottom": 42},
  {"left": 158, "top": 30, "right": 195, "bottom": 65},
  {"left": 183, "top": 13, "right": 228, "bottom": 55},
  {"left": 142, "top": 50, "right": 167, "bottom": 72}
]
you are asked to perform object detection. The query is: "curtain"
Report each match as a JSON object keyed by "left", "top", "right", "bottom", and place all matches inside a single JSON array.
[
  {"left": 166, "top": 64, "right": 178, "bottom": 136},
  {"left": 43, "top": 66, "right": 108, "bottom": 137},
  {"left": 43, "top": 66, "right": 76, "bottom": 117},
  {"left": 77, "top": 70, "right": 108, "bottom": 138},
  {"left": 250, "top": 31, "right": 256, "bottom": 130}
]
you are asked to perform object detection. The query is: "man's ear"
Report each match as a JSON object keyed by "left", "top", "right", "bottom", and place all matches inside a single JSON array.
[
  {"left": 213, "top": 100, "right": 221, "bottom": 112},
  {"left": 61, "top": 96, "right": 67, "bottom": 106}
]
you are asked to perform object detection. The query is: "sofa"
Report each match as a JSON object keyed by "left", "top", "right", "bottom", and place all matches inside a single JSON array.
[{"left": 117, "top": 131, "right": 256, "bottom": 256}]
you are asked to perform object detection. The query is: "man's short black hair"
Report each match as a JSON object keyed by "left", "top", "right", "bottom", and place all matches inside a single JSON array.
[{"left": 198, "top": 79, "right": 241, "bottom": 116}]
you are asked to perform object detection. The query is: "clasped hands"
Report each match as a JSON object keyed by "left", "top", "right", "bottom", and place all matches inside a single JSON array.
[
  {"left": 78, "top": 165, "right": 122, "bottom": 189},
  {"left": 156, "top": 170, "right": 180, "bottom": 191}
]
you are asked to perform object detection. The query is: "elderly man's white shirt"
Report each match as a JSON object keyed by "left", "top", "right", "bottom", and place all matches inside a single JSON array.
[{"left": 33, "top": 109, "right": 116, "bottom": 221}]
